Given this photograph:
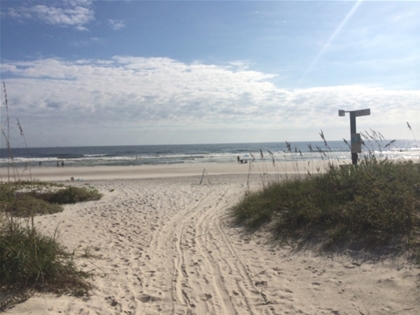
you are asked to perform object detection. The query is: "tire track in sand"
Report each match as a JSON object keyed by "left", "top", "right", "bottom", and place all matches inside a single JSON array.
[
  {"left": 164, "top": 185, "right": 235, "bottom": 315},
  {"left": 136, "top": 181, "right": 248, "bottom": 315},
  {"left": 192, "top": 187, "right": 279, "bottom": 315},
  {"left": 87, "top": 178, "right": 277, "bottom": 315},
  {"left": 135, "top": 182, "right": 227, "bottom": 315},
  {"left": 171, "top": 186, "right": 239, "bottom": 315}
]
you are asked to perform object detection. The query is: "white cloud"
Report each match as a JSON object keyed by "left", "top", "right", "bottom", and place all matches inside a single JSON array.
[
  {"left": 1, "top": 57, "right": 419, "bottom": 146},
  {"left": 6, "top": 0, "right": 94, "bottom": 30},
  {"left": 109, "top": 19, "right": 125, "bottom": 30}
]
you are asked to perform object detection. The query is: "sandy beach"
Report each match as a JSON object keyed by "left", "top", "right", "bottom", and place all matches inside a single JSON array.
[
  {"left": 2, "top": 159, "right": 344, "bottom": 182},
  {"left": 3, "top": 164, "right": 420, "bottom": 315}
]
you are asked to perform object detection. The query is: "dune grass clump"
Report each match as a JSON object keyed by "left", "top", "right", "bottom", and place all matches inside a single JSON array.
[
  {"left": 0, "top": 215, "right": 92, "bottom": 310},
  {"left": 0, "top": 181, "right": 102, "bottom": 310},
  {"left": 39, "top": 186, "right": 102, "bottom": 205},
  {"left": 2, "top": 195, "right": 62, "bottom": 217},
  {"left": 232, "top": 158, "right": 420, "bottom": 255},
  {"left": 0, "top": 181, "right": 102, "bottom": 217}
]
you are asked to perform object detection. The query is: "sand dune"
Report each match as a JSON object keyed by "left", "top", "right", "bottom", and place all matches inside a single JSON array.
[{"left": 3, "top": 169, "right": 420, "bottom": 315}]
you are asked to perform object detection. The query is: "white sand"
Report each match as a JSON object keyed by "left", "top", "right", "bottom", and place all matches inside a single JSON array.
[
  {"left": 3, "top": 164, "right": 420, "bottom": 315},
  {"left": 1, "top": 159, "right": 344, "bottom": 182}
]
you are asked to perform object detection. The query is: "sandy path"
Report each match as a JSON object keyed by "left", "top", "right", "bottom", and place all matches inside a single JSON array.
[{"left": 4, "top": 175, "right": 420, "bottom": 315}]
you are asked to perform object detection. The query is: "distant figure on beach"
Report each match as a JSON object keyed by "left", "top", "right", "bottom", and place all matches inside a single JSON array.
[
  {"left": 39, "top": 161, "right": 42, "bottom": 167},
  {"left": 237, "top": 156, "right": 247, "bottom": 164},
  {"left": 57, "top": 161, "right": 59, "bottom": 167},
  {"left": 61, "top": 161, "right": 64, "bottom": 167}
]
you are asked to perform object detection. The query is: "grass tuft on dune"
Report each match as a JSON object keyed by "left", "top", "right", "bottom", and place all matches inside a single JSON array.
[
  {"left": 0, "top": 181, "right": 102, "bottom": 311},
  {"left": 232, "top": 158, "right": 420, "bottom": 259}
]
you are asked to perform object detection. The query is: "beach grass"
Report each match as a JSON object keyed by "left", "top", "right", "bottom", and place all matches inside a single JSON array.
[
  {"left": 0, "top": 182, "right": 102, "bottom": 310},
  {"left": 232, "top": 157, "right": 420, "bottom": 259},
  {"left": 0, "top": 181, "right": 102, "bottom": 217},
  {"left": 0, "top": 214, "right": 92, "bottom": 296}
]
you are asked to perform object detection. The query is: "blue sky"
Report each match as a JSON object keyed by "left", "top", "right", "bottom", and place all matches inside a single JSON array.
[{"left": 1, "top": 0, "right": 419, "bottom": 147}]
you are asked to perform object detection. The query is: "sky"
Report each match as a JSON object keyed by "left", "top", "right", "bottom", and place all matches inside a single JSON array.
[{"left": 1, "top": 0, "right": 419, "bottom": 147}]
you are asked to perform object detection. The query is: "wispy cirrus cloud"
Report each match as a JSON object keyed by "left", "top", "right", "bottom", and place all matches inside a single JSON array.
[
  {"left": 4, "top": 0, "right": 94, "bottom": 31},
  {"left": 109, "top": 19, "right": 125, "bottom": 30},
  {"left": 1, "top": 56, "right": 419, "bottom": 145}
]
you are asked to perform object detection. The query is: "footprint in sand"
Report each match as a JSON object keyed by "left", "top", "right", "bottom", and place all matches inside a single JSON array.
[
  {"left": 105, "top": 296, "right": 122, "bottom": 311},
  {"left": 199, "top": 293, "right": 213, "bottom": 301},
  {"left": 255, "top": 280, "right": 268, "bottom": 287},
  {"left": 138, "top": 294, "right": 162, "bottom": 303}
]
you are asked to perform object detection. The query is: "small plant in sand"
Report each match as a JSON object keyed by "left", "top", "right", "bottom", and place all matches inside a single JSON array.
[{"left": 0, "top": 216, "right": 92, "bottom": 306}]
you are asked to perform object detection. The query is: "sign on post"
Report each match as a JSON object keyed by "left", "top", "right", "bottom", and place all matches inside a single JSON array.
[
  {"left": 339, "top": 108, "right": 370, "bottom": 165},
  {"left": 351, "top": 133, "right": 362, "bottom": 153}
]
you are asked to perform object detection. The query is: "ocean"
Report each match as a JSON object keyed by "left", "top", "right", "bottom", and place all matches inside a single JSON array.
[{"left": 0, "top": 140, "right": 419, "bottom": 168}]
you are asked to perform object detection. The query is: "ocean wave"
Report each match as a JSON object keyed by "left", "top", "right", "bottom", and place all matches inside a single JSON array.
[{"left": 1, "top": 140, "right": 418, "bottom": 167}]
